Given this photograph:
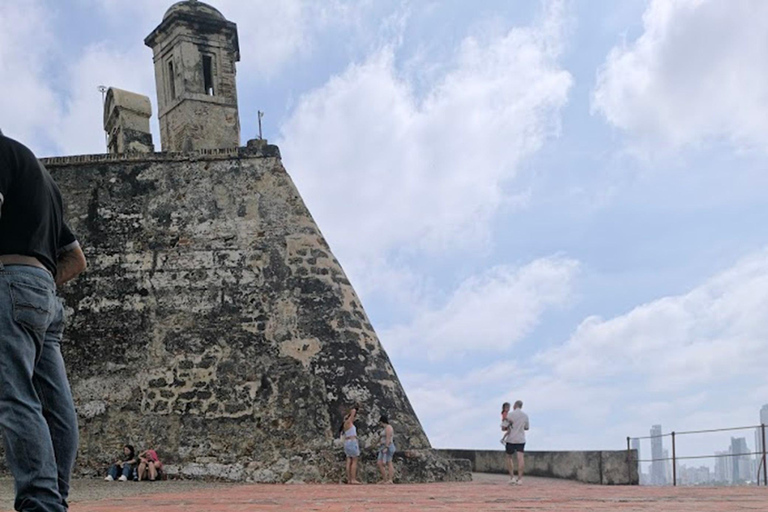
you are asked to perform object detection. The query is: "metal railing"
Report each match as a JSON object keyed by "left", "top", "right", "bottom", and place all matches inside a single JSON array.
[{"left": 626, "top": 423, "right": 768, "bottom": 486}]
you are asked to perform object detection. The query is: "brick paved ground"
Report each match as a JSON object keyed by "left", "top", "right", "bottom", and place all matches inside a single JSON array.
[{"left": 2, "top": 474, "right": 767, "bottom": 511}]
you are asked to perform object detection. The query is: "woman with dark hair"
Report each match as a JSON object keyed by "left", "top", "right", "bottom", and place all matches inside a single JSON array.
[
  {"left": 341, "top": 407, "right": 361, "bottom": 484},
  {"left": 377, "top": 414, "right": 396, "bottom": 484},
  {"left": 105, "top": 444, "right": 137, "bottom": 481}
]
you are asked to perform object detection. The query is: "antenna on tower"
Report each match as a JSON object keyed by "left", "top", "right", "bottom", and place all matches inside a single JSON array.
[
  {"left": 258, "top": 110, "right": 264, "bottom": 140},
  {"left": 98, "top": 85, "right": 108, "bottom": 105},
  {"left": 98, "top": 86, "right": 109, "bottom": 149}
]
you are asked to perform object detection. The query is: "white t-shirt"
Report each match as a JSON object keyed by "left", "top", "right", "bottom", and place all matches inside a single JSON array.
[{"left": 506, "top": 409, "right": 529, "bottom": 444}]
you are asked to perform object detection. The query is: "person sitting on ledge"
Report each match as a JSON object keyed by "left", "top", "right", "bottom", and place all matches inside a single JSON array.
[
  {"left": 137, "top": 448, "right": 163, "bottom": 481},
  {"left": 105, "top": 444, "right": 137, "bottom": 481}
]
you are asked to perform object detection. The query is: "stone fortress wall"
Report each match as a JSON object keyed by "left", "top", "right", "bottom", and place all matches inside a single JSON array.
[{"left": 14, "top": 145, "right": 468, "bottom": 483}]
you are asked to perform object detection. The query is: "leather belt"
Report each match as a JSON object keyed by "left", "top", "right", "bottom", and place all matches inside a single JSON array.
[{"left": 0, "top": 254, "right": 48, "bottom": 271}]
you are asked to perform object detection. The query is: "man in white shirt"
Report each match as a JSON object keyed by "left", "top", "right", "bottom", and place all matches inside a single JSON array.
[{"left": 505, "top": 400, "right": 529, "bottom": 485}]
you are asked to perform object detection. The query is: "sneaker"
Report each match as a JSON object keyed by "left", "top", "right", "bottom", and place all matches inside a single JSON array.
[
  {"left": 118, "top": 475, "right": 128, "bottom": 481},
  {"left": 508, "top": 477, "right": 517, "bottom": 485},
  {"left": 515, "top": 479, "right": 523, "bottom": 485},
  {"left": 104, "top": 475, "right": 114, "bottom": 481}
]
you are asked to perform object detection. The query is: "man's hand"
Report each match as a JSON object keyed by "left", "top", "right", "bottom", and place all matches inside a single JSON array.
[{"left": 55, "top": 245, "right": 86, "bottom": 286}]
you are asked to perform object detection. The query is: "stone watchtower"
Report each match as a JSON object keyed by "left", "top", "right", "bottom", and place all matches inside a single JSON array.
[{"left": 144, "top": 0, "right": 241, "bottom": 152}]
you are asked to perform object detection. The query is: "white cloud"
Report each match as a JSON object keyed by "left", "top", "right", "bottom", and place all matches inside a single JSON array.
[
  {"left": 279, "top": 2, "right": 573, "bottom": 274},
  {"left": 406, "top": 250, "right": 768, "bottom": 451},
  {"left": 81, "top": 0, "right": 367, "bottom": 80},
  {"left": 53, "top": 44, "right": 156, "bottom": 156},
  {"left": 593, "top": 0, "right": 768, "bottom": 151},
  {"left": 541, "top": 250, "right": 768, "bottom": 390},
  {"left": 0, "top": 1, "right": 154, "bottom": 155},
  {"left": 383, "top": 256, "right": 579, "bottom": 360},
  {"left": 0, "top": 0, "right": 60, "bottom": 146}
]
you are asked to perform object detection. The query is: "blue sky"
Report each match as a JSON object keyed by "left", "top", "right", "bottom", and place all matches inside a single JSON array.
[{"left": 2, "top": 0, "right": 768, "bottom": 459}]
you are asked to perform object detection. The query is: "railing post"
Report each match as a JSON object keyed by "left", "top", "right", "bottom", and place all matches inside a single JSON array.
[
  {"left": 762, "top": 424, "right": 767, "bottom": 487},
  {"left": 671, "top": 431, "right": 677, "bottom": 486},
  {"left": 627, "top": 436, "right": 632, "bottom": 484}
]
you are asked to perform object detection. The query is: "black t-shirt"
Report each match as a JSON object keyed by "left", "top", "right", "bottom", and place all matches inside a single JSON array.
[{"left": 0, "top": 134, "right": 78, "bottom": 276}]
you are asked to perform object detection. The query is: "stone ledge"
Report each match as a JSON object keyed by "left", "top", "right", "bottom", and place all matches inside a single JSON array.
[
  {"left": 435, "top": 448, "right": 638, "bottom": 485},
  {"left": 40, "top": 144, "right": 281, "bottom": 168},
  {"left": 76, "top": 449, "right": 471, "bottom": 484}
]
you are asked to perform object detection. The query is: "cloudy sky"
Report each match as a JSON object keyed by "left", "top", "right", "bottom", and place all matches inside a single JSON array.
[{"left": 3, "top": 0, "right": 768, "bottom": 461}]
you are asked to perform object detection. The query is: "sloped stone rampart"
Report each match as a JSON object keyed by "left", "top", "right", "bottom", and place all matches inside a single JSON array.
[{"left": 0, "top": 147, "right": 468, "bottom": 482}]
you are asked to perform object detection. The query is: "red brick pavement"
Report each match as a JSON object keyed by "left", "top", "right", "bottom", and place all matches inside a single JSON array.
[{"left": 12, "top": 475, "right": 768, "bottom": 512}]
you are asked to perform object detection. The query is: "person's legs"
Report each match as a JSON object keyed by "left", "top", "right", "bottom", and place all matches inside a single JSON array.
[
  {"left": 516, "top": 451, "right": 525, "bottom": 483},
  {"left": 106, "top": 465, "right": 119, "bottom": 480},
  {"left": 0, "top": 268, "right": 66, "bottom": 512},
  {"left": 120, "top": 464, "right": 133, "bottom": 480},
  {"left": 345, "top": 457, "right": 352, "bottom": 483},
  {"left": 377, "top": 455, "right": 386, "bottom": 482},
  {"left": 148, "top": 461, "right": 157, "bottom": 481},
  {"left": 138, "top": 461, "right": 147, "bottom": 481},
  {"left": 350, "top": 457, "right": 358, "bottom": 483},
  {"left": 504, "top": 443, "right": 516, "bottom": 481},
  {"left": 33, "top": 300, "right": 79, "bottom": 506},
  {"left": 386, "top": 444, "right": 395, "bottom": 483}
]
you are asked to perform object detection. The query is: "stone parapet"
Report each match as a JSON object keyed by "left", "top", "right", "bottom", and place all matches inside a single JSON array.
[
  {"left": 40, "top": 144, "right": 280, "bottom": 168},
  {"left": 435, "top": 449, "right": 639, "bottom": 485},
  {"left": 120, "top": 449, "right": 471, "bottom": 484}
]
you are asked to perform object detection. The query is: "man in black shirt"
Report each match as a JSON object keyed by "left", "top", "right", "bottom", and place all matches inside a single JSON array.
[{"left": 0, "top": 129, "right": 86, "bottom": 512}]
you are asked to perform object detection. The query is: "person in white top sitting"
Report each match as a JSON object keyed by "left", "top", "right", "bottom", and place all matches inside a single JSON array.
[{"left": 505, "top": 400, "right": 530, "bottom": 485}]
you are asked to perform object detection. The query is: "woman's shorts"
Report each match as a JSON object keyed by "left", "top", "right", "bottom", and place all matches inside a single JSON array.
[
  {"left": 377, "top": 443, "right": 396, "bottom": 463},
  {"left": 505, "top": 443, "right": 525, "bottom": 455},
  {"left": 344, "top": 439, "right": 360, "bottom": 458}
]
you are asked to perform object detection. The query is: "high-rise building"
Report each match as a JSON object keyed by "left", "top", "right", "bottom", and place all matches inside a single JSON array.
[
  {"left": 715, "top": 450, "right": 732, "bottom": 484},
  {"left": 650, "top": 425, "right": 666, "bottom": 485},
  {"left": 730, "top": 437, "right": 751, "bottom": 483}
]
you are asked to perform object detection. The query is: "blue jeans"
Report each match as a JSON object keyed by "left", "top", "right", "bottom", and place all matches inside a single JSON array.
[
  {"left": 108, "top": 463, "right": 134, "bottom": 480},
  {"left": 0, "top": 264, "right": 79, "bottom": 512}
]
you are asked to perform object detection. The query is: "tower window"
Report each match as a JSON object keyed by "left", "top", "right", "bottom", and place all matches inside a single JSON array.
[
  {"left": 203, "top": 54, "right": 215, "bottom": 96},
  {"left": 167, "top": 60, "right": 176, "bottom": 99}
]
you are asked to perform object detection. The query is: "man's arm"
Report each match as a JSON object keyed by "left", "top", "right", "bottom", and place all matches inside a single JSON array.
[{"left": 56, "top": 244, "right": 86, "bottom": 286}]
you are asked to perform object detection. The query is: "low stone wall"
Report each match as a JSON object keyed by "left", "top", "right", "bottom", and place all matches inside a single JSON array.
[
  {"left": 436, "top": 449, "right": 638, "bottom": 485},
  {"left": 143, "top": 449, "right": 471, "bottom": 484}
]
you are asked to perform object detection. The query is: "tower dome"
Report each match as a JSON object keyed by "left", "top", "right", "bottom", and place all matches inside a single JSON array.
[{"left": 163, "top": 0, "right": 225, "bottom": 22}]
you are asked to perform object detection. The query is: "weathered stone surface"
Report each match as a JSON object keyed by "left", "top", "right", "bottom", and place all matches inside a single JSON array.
[{"left": 22, "top": 147, "right": 465, "bottom": 483}]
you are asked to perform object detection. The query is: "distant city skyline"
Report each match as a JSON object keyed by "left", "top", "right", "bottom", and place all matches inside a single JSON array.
[{"left": 637, "top": 404, "right": 768, "bottom": 486}]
